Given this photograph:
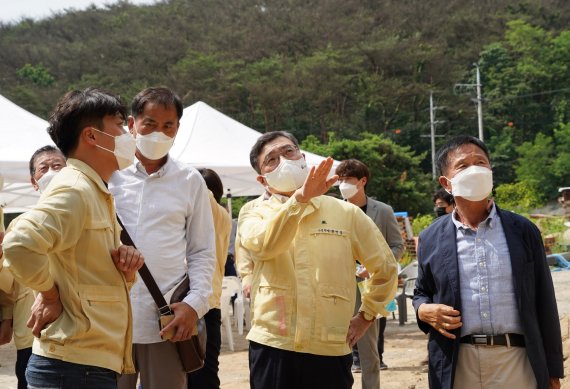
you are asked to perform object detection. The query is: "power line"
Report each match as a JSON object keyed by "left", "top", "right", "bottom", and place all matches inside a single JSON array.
[{"left": 485, "top": 87, "right": 570, "bottom": 102}]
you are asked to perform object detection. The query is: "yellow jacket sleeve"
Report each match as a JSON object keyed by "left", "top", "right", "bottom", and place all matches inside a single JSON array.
[
  {"left": 239, "top": 196, "right": 308, "bottom": 260},
  {"left": 3, "top": 187, "right": 86, "bottom": 292},
  {"left": 0, "top": 206, "right": 4, "bottom": 233},
  {"left": 0, "top": 289, "right": 15, "bottom": 321}
]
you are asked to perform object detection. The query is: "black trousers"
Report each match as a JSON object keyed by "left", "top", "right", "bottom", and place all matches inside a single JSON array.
[
  {"left": 187, "top": 308, "right": 222, "bottom": 389},
  {"left": 377, "top": 316, "right": 387, "bottom": 361},
  {"left": 16, "top": 347, "right": 32, "bottom": 389},
  {"left": 249, "top": 341, "right": 353, "bottom": 389}
]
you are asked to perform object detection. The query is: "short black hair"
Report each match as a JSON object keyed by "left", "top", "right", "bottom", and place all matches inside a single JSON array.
[
  {"left": 198, "top": 168, "right": 224, "bottom": 204},
  {"left": 432, "top": 187, "right": 454, "bottom": 205},
  {"left": 249, "top": 131, "right": 299, "bottom": 174},
  {"left": 436, "top": 135, "right": 490, "bottom": 176},
  {"left": 131, "top": 87, "right": 183, "bottom": 120},
  {"left": 29, "top": 145, "right": 64, "bottom": 176},
  {"left": 335, "top": 159, "right": 370, "bottom": 188},
  {"left": 48, "top": 88, "right": 126, "bottom": 157}
]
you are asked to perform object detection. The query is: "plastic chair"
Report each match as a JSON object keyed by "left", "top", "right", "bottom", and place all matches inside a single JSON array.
[
  {"left": 221, "top": 276, "right": 245, "bottom": 351},
  {"left": 397, "top": 277, "right": 416, "bottom": 325},
  {"left": 220, "top": 291, "right": 234, "bottom": 351},
  {"left": 242, "top": 296, "right": 251, "bottom": 330}
]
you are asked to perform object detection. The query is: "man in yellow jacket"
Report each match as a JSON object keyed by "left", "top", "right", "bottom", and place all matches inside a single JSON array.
[
  {"left": 0, "top": 145, "right": 67, "bottom": 389},
  {"left": 2, "top": 88, "right": 144, "bottom": 389},
  {"left": 238, "top": 131, "right": 398, "bottom": 389}
]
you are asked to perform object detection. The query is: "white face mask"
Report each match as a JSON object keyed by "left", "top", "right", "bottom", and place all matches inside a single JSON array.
[
  {"left": 446, "top": 165, "right": 493, "bottom": 202},
  {"left": 136, "top": 130, "right": 175, "bottom": 160},
  {"left": 264, "top": 157, "right": 308, "bottom": 193},
  {"left": 339, "top": 182, "right": 359, "bottom": 199},
  {"left": 37, "top": 169, "right": 59, "bottom": 193},
  {"left": 93, "top": 129, "right": 136, "bottom": 170}
]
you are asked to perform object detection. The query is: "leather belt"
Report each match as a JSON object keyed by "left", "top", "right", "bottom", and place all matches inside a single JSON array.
[{"left": 460, "top": 333, "right": 525, "bottom": 347}]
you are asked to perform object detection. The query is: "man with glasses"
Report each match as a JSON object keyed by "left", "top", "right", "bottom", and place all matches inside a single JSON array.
[
  {"left": 238, "top": 131, "right": 398, "bottom": 389},
  {"left": 0, "top": 145, "right": 66, "bottom": 389}
]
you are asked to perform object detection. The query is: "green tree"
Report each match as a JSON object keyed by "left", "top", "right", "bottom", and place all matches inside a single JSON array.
[
  {"left": 515, "top": 124, "right": 570, "bottom": 200},
  {"left": 494, "top": 181, "right": 541, "bottom": 212},
  {"left": 301, "top": 132, "right": 432, "bottom": 215},
  {"left": 16, "top": 63, "right": 55, "bottom": 87},
  {"left": 551, "top": 123, "right": 570, "bottom": 187}
]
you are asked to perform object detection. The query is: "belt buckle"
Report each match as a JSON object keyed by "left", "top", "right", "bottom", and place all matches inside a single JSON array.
[{"left": 472, "top": 335, "right": 488, "bottom": 345}]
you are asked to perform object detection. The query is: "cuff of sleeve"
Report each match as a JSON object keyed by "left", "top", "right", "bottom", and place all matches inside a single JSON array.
[
  {"left": 359, "top": 305, "right": 386, "bottom": 320},
  {"left": 182, "top": 295, "right": 209, "bottom": 319},
  {"left": 241, "top": 274, "right": 253, "bottom": 288},
  {"left": 36, "top": 279, "right": 55, "bottom": 294},
  {"left": 285, "top": 196, "right": 308, "bottom": 216}
]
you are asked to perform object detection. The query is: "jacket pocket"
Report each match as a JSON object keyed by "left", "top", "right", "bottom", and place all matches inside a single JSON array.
[
  {"left": 78, "top": 285, "right": 128, "bottom": 346},
  {"left": 252, "top": 283, "right": 292, "bottom": 337},
  {"left": 316, "top": 284, "right": 352, "bottom": 343}
]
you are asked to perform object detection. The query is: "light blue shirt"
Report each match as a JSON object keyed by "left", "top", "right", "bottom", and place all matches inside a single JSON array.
[{"left": 452, "top": 204, "right": 523, "bottom": 336}]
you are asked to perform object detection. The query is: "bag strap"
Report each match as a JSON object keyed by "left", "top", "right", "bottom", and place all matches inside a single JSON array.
[{"left": 116, "top": 216, "right": 173, "bottom": 317}]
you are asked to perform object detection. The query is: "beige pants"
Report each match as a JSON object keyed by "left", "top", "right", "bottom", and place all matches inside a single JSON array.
[
  {"left": 453, "top": 344, "right": 537, "bottom": 389},
  {"left": 118, "top": 341, "right": 186, "bottom": 389}
]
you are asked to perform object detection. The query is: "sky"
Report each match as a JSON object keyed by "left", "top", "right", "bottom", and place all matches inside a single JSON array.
[{"left": 1, "top": 0, "right": 158, "bottom": 24}]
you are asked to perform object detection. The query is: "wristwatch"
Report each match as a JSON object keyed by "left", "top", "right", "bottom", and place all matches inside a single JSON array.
[{"left": 359, "top": 311, "right": 375, "bottom": 322}]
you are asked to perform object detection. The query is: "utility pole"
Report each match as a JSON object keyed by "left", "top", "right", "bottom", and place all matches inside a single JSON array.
[
  {"left": 475, "top": 64, "right": 484, "bottom": 141},
  {"left": 454, "top": 63, "right": 484, "bottom": 141},
  {"left": 430, "top": 91, "right": 436, "bottom": 179},
  {"left": 422, "top": 91, "right": 445, "bottom": 179}
]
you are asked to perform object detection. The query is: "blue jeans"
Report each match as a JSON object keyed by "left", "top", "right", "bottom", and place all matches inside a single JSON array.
[{"left": 26, "top": 354, "right": 117, "bottom": 389}]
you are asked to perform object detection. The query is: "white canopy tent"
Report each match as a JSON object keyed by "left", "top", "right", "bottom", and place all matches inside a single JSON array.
[
  {"left": 0, "top": 98, "right": 338, "bottom": 213},
  {"left": 172, "top": 101, "right": 339, "bottom": 198},
  {"left": 0, "top": 94, "right": 54, "bottom": 213}
]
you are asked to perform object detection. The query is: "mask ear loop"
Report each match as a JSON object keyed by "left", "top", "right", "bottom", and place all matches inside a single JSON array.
[{"left": 443, "top": 176, "right": 453, "bottom": 196}]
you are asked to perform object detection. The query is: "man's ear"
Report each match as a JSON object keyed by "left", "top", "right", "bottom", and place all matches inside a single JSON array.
[
  {"left": 30, "top": 176, "right": 39, "bottom": 192},
  {"left": 81, "top": 127, "right": 97, "bottom": 146},
  {"left": 360, "top": 177, "right": 367, "bottom": 187},
  {"left": 256, "top": 175, "right": 267, "bottom": 186},
  {"left": 439, "top": 176, "right": 451, "bottom": 192},
  {"left": 127, "top": 116, "right": 136, "bottom": 136}
]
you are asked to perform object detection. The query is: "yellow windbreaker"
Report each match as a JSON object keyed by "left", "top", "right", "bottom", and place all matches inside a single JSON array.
[
  {"left": 238, "top": 195, "right": 398, "bottom": 356},
  {"left": 2, "top": 159, "right": 135, "bottom": 373}
]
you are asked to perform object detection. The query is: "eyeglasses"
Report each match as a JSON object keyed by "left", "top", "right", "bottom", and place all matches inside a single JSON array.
[{"left": 261, "top": 144, "right": 301, "bottom": 170}]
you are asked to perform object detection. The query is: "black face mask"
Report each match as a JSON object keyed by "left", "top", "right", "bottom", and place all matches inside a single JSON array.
[{"left": 435, "top": 207, "right": 447, "bottom": 218}]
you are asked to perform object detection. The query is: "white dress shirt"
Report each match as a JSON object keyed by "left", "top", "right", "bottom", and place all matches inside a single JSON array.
[{"left": 109, "top": 157, "right": 216, "bottom": 344}]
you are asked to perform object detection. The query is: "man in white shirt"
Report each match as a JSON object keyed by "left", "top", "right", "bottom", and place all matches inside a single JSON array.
[{"left": 110, "top": 87, "right": 216, "bottom": 389}]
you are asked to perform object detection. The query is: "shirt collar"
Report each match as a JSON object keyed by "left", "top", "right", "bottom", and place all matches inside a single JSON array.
[
  {"left": 66, "top": 158, "right": 110, "bottom": 195},
  {"left": 269, "top": 193, "right": 322, "bottom": 209},
  {"left": 131, "top": 155, "right": 171, "bottom": 178},
  {"left": 451, "top": 201, "right": 496, "bottom": 230}
]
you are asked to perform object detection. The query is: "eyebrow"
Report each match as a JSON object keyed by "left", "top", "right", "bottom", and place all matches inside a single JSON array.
[{"left": 454, "top": 153, "right": 487, "bottom": 164}]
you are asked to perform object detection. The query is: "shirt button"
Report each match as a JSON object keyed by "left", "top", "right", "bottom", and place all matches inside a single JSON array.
[
  {"left": 481, "top": 286, "right": 486, "bottom": 292},
  {"left": 479, "top": 262, "right": 485, "bottom": 267},
  {"left": 482, "top": 312, "right": 488, "bottom": 318},
  {"left": 49, "top": 345, "right": 55, "bottom": 352}
]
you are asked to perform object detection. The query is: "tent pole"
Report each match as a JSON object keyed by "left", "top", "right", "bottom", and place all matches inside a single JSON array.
[{"left": 226, "top": 189, "right": 232, "bottom": 218}]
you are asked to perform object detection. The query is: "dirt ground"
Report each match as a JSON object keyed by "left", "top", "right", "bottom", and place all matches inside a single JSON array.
[{"left": 1, "top": 271, "right": 570, "bottom": 388}]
